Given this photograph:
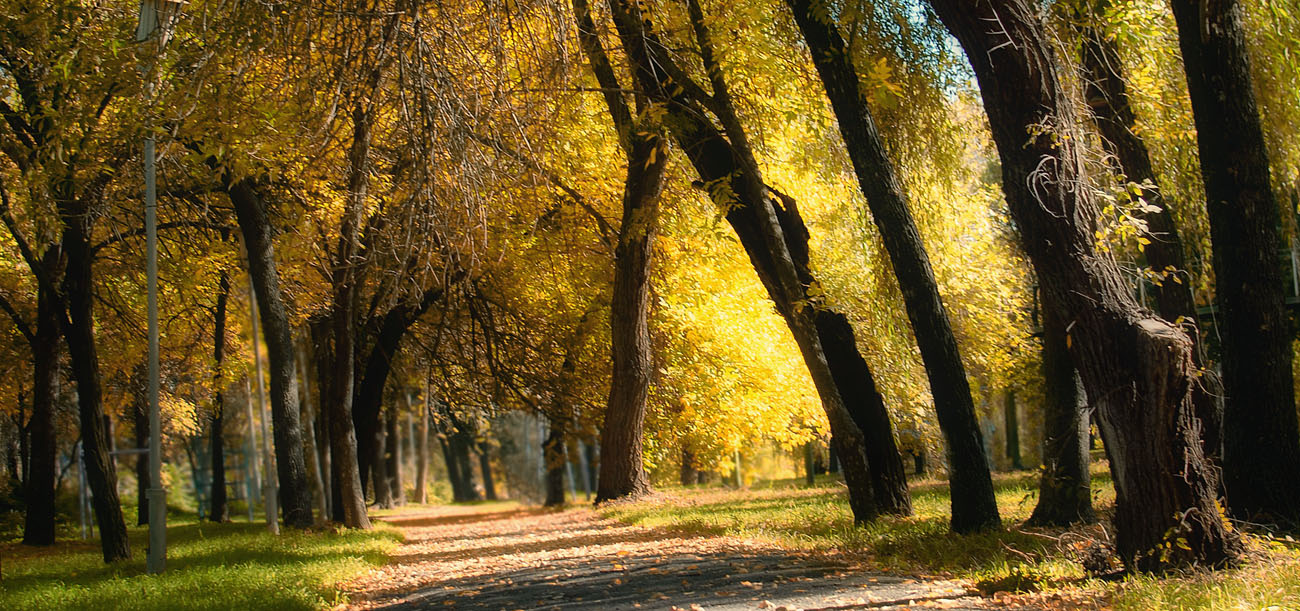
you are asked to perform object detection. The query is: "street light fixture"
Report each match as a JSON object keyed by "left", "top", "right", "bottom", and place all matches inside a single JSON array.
[{"left": 136, "top": 0, "right": 185, "bottom": 577}]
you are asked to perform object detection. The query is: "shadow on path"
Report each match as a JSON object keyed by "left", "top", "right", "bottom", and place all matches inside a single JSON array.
[{"left": 347, "top": 505, "right": 988, "bottom": 611}]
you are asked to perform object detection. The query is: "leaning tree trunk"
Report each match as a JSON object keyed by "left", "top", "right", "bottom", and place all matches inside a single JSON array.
[
  {"left": 1027, "top": 292, "right": 1095, "bottom": 526},
  {"left": 597, "top": 0, "right": 887, "bottom": 522},
  {"left": 228, "top": 178, "right": 315, "bottom": 529},
  {"left": 438, "top": 436, "right": 467, "bottom": 502},
  {"left": 59, "top": 205, "right": 129, "bottom": 562},
  {"left": 1075, "top": 4, "right": 1221, "bottom": 462},
  {"left": 927, "top": 0, "right": 1239, "bottom": 570},
  {"left": 209, "top": 272, "right": 231, "bottom": 523},
  {"left": 544, "top": 413, "right": 567, "bottom": 507},
  {"left": 1171, "top": 0, "right": 1300, "bottom": 527},
  {"left": 788, "top": 0, "right": 996, "bottom": 530},
  {"left": 22, "top": 273, "right": 59, "bottom": 545}
]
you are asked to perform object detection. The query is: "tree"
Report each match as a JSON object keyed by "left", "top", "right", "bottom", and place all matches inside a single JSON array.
[
  {"left": 571, "top": 0, "right": 671, "bottom": 504},
  {"left": 1170, "top": 0, "right": 1300, "bottom": 527},
  {"left": 786, "top": 0, "right": 998, "bottom": 531},
  {"left": 926, "top": 0, "right": 1240, "bottom": 570},
  {"left": 209, "top": 271, "right": 231, "bottom": 523},
  {"left": 224, "top": 178, "right": 314, "bottom": 529}
]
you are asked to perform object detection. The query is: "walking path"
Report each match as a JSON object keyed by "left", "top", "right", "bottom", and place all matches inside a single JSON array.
[{"left": 342, "top": 503, "right": 997, "bottom": 610}]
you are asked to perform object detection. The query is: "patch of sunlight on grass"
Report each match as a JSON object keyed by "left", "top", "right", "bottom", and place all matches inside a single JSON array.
[
  {"left": 0, "top": 514, "right": 400, "bottom": 611},
  {"left": 1113, "top": 539, "right": 1300, "bottom": 610}
]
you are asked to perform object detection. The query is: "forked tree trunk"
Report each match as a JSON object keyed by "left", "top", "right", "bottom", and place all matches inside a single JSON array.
[
  {"left": 228, "top": 178, "right": 315, "bottom": 529},
  {"left": 1027, "top": 294, "right": 1094, "bottom": 526},
  {"left": 22, "top": 269, "right": 59, "bottom": 545},
  {"left": 788, "top": 0, "right": 996, "bottom": 529},
  {"left": 927, "top": 0, "right": 1239, "bottom": 570},
  {"left": 597, "top": 0, "right": 904, "bottom": 521},
  {"left": 575, "top": 0, "right": 670, "bottom": 502},
  {"left": 1171, "top": 0, "right": 1300, "bottom": 527},
  {"left": 438, "top": 436, "right": 467, "bottom": 502}
]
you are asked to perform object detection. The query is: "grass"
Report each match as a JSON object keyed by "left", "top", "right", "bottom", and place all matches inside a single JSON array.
[
  {"left": 0, "top": 510, "right": 400, "bottom": 611},
  {"left": 601, "top": 468, "right": 1300, "bottom": 609}
]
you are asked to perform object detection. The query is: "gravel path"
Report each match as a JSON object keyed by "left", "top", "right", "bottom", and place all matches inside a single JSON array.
[{"left": 343, "top": 504, "right": 997, "bottom": 611}]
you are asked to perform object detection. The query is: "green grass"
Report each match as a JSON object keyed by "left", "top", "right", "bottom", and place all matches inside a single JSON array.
[
  {"left": 602, "top": 469, "right": 1300, "bottom": 609},
  {"left": 0, "top": 512, "right": 400, "bottom": 611}
]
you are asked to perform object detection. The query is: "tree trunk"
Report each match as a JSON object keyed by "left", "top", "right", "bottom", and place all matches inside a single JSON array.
[
  {"left": 597, "top": 0, "right": 886, "bottom": 522},
  {"left": 927, "top": 0, "right": 1240, "bottom": 570},
  {"left": 438, "top": 436, "right": 466, "bottom": 502},
  {"left": 453, "top": 433, "right": 481, "bottom": 502},
  {"left": 209, "top": 272, "right": 230, "bottom": 523},
  {"left": 1004, "top": 391, "right": 1023, "bottom": 470},
  {"left": 787, "top": 0, "right": 995, "bottom": 529},
  {"left": 415, "top": 379, "right": 430, "bottom": 504},
  {"left": 544, "top": 414, "right": 567, "bottom": 507},
  {"left": 308, "top": 317, "right": 340, "bottom": 522},
  {"left": 371, "top": 410, "right": 392, "bottom": 508},
  {"left": 131, "top": 366, "right": 149, "bottom": 526},
  {"left": 297, "top": 345, "right": 326, "bottom": 521},
  {"left": 1075, "top": 5, "right": 1222, "bottom": 462},
  {"left": 227, "top": 179, "right": 315, "bottom": 529},
  {"left": 813, "top": 312, "right": 911, "bottom": 514},
  {"left": 682, "top": 448, "right": 700, "bottom": 488},
  {"left": 574, "top": 0, "right": 670, "bottom": 503},
  {"left": 1027, "top": 294, "right": 1094, "bottom": 526},
  {"left": 478, "top": 442, "right": 497, "bottom": 501},
  {"left": 1171, "top": 0, "right": 1300, "bottom": 527},
  {"left": 386, "top": 404, "right": 403, "bottom": 505},
  {"left": 22, "top": 271, "right": 59, "bottom": 545},
  {"left": 59, "top": 206, "right": 129, "bottom": 562}
]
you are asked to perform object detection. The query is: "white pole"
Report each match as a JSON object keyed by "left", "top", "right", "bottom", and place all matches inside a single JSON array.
[{"left": 247, "top": 276, "right": 279, "bottom": 534}]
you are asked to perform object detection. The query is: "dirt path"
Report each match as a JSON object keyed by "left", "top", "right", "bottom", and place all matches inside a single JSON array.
[{"left": 342, "top": 503, "right": 997, "bottom": 610}]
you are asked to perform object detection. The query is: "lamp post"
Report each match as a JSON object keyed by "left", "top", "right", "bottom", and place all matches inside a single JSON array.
[{"left": 136, "top": 0, "right": 185, "bottom": 576}]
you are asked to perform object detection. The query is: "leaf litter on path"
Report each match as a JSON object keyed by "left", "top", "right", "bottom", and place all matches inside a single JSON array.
[{"left": 342, "top": 504, "right": 1006, "bottom": 610}]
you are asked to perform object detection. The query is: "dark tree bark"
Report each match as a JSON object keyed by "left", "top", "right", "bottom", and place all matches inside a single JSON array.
[
  {"left": 438, "top": 436, "right": 467, "bottom": 502},
  {"left": 387, "top": 401, "right": 403, "bottom": 505},
  {"left": 596, "top": 0, "right": 892, "bottom": 523},
  {"left": 544, "top": 413, "right": 567, "bottom": 507},
  {"left": 682, "top": 448, "right": 700, "bottom": 488},
  {"left": 478, "top": 443, "right": 497, "bottom": 501},
  {"left": 1074, "top": 4, "right": 1222, "bottom": 461},
  {"left": 802, "top": 443, "right": 816, "bottom": 486},
  {"left": 352, "top": 279, "right": 457, "bottom": 497},
  {"left": 415, "top": 379, "right": 430, "bottom": 504},
  {"left": 21, "top": 262, "right": 59, "bottom": 545},
  {"left": 1003, "top": 391, "right": 1023, "bottom": 470},
  {"left": 1027, "top": 294, "right": 1094, "bottom": 526},
  {"left": 371, "top": 411, "right": 392, "bottom": 508},
  {"left": 787, "top": 0, "right": 997, "bottom": 530},
  {"left": 1171, "top": 0, "right": 1300, "bottom": 527},
  {"left": 573, "top": 0, "right": 667, "bottom": 504},
  {"left": 226, "top": 178, "right": 315, "bottom": 529},
  {"left": 308, "top": 316, "right": 342, "bottom": 523},
  {"left": 452, "top": 433, "right": 481, "bottom": 502},
  {"left": 60, "top": 200, "right": 129, "bottom": 562},
  {"left": 209, "top": 272, "right": 231, "bottom": 523},
  {"left": 131, "top": 366, "right": 149, "bottom": 526},
  {"left": 927, "top": 0, "right": 1240, "bottom": 570}
]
